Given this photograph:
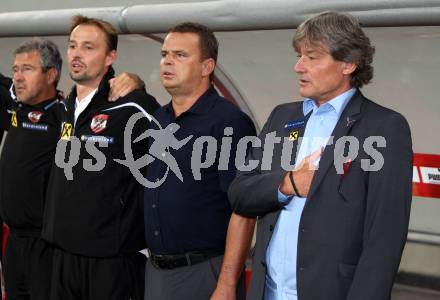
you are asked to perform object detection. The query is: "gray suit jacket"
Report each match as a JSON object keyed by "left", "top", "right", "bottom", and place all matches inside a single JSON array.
[{"left": 229, "top": 91, "right": 413, "bottom": 300}]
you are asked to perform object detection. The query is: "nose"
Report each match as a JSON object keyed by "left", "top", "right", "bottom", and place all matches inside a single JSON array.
[
  {"left": 68, "top": 47, "right": 81, "bottom": 60},
  {"left": 294, "top": 56, "right": 305, "bottom": 73},
  {"left": 161, "top": 53, "right": 173, "bottom": 65},
  {"left": 13, "top": 69, "right": 24, "bottom": 82}
]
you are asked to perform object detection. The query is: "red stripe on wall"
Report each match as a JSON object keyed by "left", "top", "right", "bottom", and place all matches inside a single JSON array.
[{"left": 413, "top": 153, "right": 440, "bottom": 199}]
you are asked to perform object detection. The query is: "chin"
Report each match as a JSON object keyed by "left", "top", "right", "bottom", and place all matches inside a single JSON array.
[
  {"left": 70, "top": 74, "right": 89, "bottom": 83},
  {"left": 162, "top": 82, "right": 177, "bottom": 89},
  {"left": 299, "top": 89, "right": 314, "bottom": 99},
  {"left": 18, "top": 97, "right": 31, "bottom": 104},
  {"left": 299, "top": 91, "right": 310, "bottom": 98}
]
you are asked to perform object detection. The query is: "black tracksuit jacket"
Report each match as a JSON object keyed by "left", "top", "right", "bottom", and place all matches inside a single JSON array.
[
  {"left": 0, "top": 75, "right": 62, "bottom": 235},
  {"left": 41, "top": 69, "right": 159, "bottom": 257}
]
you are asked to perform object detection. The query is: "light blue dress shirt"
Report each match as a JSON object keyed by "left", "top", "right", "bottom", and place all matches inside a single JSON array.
[{"left": 264, "top": 88, "right": 356, "bottom": 300}]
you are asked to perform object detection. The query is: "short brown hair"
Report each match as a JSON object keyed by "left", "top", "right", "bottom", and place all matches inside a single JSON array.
[
  {"left": 70, "top": 15, "right": 118, "bottom": 52},
  {"left": 293, "top": 11, "right": 375, "bottom": 88},
  {"left": 168, "top": 22, "right": 218, "bottom": 81}
]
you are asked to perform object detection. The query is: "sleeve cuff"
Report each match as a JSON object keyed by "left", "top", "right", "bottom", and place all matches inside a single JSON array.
[{"left": 278, "top": 189, "right": 293, "bottom": 203}]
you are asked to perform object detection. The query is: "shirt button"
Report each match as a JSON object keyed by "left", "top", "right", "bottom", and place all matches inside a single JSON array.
[
  {"left": 161, "top": 152, "right": 166, "bottom": 157},
  {"left": 154, "top": 230, "right": 159, "bottom": 236},
  {"left": 301, "top": 228, "right": 307, "bottom": 233},
  {"left": 152, "top": 204, "right": 156, "bottom": 208}
]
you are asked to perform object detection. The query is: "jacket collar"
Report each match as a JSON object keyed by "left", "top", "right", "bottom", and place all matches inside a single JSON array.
[{"left": 12, "top": 90, "right": 63, "bottom": 111}]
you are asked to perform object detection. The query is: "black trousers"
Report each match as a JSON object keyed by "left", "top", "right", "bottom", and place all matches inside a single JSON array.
[
  {"left": 144, "top": 255, "right": 246, "bottom": 300},
  {"left": 50, "top": 248, "right": 146, "bottom": 300},
  {"left": 3, "top": 232, "right": 53, "bottom": 300}
]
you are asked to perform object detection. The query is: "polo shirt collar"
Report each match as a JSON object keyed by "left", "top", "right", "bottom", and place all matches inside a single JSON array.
[{"left": 164, "top": 85, "right": 218, "bottom": 116}]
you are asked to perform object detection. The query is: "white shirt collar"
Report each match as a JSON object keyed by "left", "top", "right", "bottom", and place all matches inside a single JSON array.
[{"left": 74, "top": 88, "right": 98, "bottom": 126}]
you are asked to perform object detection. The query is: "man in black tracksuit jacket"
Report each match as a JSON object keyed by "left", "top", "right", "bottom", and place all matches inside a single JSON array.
[
  {"left": 41, "top": 15, "right": 159, "bottom": 300},
  {"left": 43, "top": 67, "right": 158, "bottom": 300},
  {"left": 0, "top": 88, "right": 62, "bottom": 299},
  {"left": 0, "top": 39, "right": 64, "bottom": 300}
]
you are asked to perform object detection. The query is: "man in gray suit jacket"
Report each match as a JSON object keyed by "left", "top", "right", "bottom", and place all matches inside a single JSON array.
[{"left": 229, "top": 11, "right": 413, "bottom": 300}]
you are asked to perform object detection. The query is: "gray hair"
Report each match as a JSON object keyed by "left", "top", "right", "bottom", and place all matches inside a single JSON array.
[
  {"left": 293, "top": 11, "right": 375, "bottom": 88},
  {"left": 14, "top": 37, "right": 63, "bottom": 86}
]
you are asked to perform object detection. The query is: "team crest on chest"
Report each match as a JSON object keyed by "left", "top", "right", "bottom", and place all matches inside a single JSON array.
[
  {"left": 90, "top": 114, "right": 109, "bottom": 133},
  {"left": 28, "top": 111, "right": 44, "bottom": 123}
]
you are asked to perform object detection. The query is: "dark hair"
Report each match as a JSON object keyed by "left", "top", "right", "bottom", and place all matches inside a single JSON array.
[
  {"left": 293, "top": 11, "right": 375, "bottom": 88},
  {"left": 70, "top": 15, "right": 118, "bottom": 52},
  {"left": 168, "top": 22, "right": 218, "bottom": 81},
  {"left": 14, "top": 37, "right": 63, "bottom": 86}
]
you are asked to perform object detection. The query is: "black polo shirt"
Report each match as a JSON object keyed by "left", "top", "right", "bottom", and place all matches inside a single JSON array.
[{"left": 144, "top": 86, "right": 256, "bottom": 255}]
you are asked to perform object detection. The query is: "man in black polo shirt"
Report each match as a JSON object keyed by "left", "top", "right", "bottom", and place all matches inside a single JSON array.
[
  {"left": 143, "top": 22, "right": 256, "bottom": 299},
  {"left": 42, "top": 15, "right": 158, "bottom": 300}
]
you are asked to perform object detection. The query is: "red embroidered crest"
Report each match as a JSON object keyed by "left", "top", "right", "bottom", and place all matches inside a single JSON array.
[
  {"left": 90, "top": 114, "right": 109, "bottom": 133},
  {"left": 28, "top": 111, "right": 43, "bottom": 123}
]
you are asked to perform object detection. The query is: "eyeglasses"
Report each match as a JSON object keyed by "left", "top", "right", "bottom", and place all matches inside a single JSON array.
[{"left": 12, "top": 64, "right": 41, "bottom": 75}]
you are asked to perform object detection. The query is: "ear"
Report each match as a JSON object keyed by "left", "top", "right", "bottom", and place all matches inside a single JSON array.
[
  {"left": 201, "top": 58, "right": 216, "bottom": 79},
  {"left": 46, "top": 68, "right": 58, "bottom": 86},
  {"left": 342, "top": 62, "right": 357, "bottom": 76},
  {"left": 105, "top": 50, "right": 117, "bottom": 67}
]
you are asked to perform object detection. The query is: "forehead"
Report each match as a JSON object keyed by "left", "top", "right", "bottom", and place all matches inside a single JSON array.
[
  {"left": 14, "top": 51, "right": 41, "bottom": 65},
  {"left": 295, "top": 39, "right": 330, "bottom": 54},
  {"left": 162, "top": 32, "right": 200, "bottom": 50},
  {"left": 70, "top": 24, "right": 106, "bottom": 43}
]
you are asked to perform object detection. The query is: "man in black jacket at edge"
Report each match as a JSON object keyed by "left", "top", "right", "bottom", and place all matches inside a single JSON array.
[{"left": 0, "top": 73, "right": 10, "bottom": 262}]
